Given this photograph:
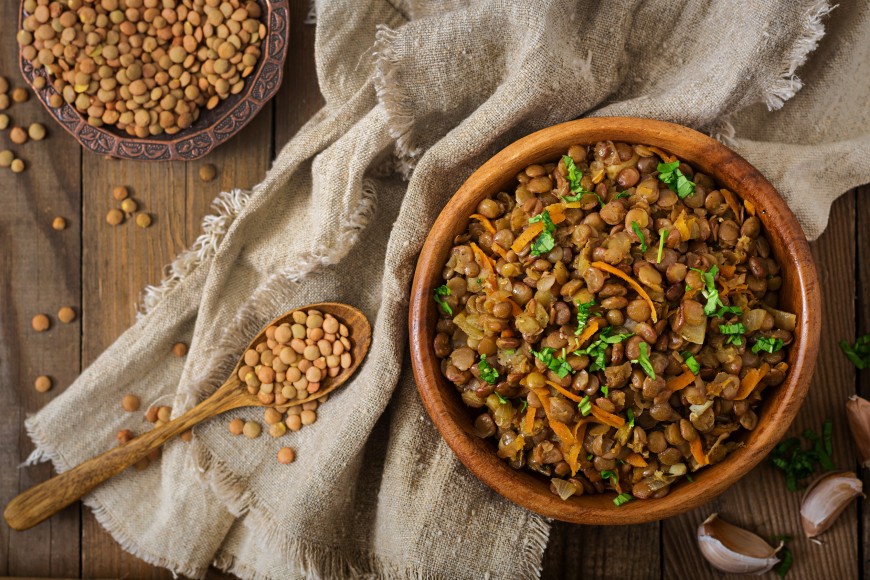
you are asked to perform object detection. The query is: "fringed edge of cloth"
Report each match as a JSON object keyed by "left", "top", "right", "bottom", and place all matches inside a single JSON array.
[
  {"left": 763, "top": 0, "right": 835, "bottom": 110},
  {"left": 137, "top": 188, "right": 253, "bottom": 319},
  {"left": 23, "top": 414, "right": 209, "bottom": 579}
]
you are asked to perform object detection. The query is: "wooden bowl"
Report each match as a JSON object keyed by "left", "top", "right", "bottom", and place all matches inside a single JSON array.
[
  {"left": 409, "top": 117, "right": 821, "bottom": 524},
  {"left": 17, "top": 0, "right": 289, "bottom": 161}
]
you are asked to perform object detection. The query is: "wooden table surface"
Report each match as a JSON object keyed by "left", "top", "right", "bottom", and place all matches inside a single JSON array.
[{"left": 1, "top": 3, "right": 867, "bottom": 579}]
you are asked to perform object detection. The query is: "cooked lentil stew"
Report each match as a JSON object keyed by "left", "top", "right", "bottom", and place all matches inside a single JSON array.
[{"left": 433, "top": 142, "right": 795, "bottom": 503}]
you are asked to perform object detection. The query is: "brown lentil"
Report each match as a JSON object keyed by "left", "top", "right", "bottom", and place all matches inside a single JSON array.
[
  {"left": 434, "top": 141, "right": 794, "bottom": 502},
  {"left": 32, "top": 313, "right": 50, "bottom": 332},
  {"left": 120, "top": 198, "right": 138, "bottom": 214},
  {"left": 0, "top": 150, "right": 13, "bottom": 168},
  {"left": 106, "top": 208, "right": 123, "bottom": 225},
  {"left": 172, "top": 342, "right": 188, "bottom": 357},
  {"left": 0, "top": 114, "right": 9, "bottom": 130},
  {"left": 28, "top": 123, "right": 46, "bottom": 141},
  {"left": 52, "top": 216, "right": 67, "bottom": 231},
  {"left": 10, "top": 159, "right": 25, "bottom": 174},
  {"left": 228, "top": 418, "right": 245, "bottom": 435},
  {"left": 135, "top": 213, "right": 152, "bottom": 228},
  {"left": 57, "top": 306, "right": 76, "bottom": 323},
  {"left": 199, "top": 163, "right": 217, "bottom": 182},
  {"left": 242, "top": 421, "right": 261, "bottom": 439},
  {"left": 122, "top": 394, "right": 140, "bottom": 412},
  {"left": 10, "top": 127, "right": 27, "bottom": 145},
  {"left": 112, "top": 186, "right": 129, "bottom": 201},
  {"left": 34, "top": 375, "right": 52, "bottom": 393},
  {"left": 11, "top": 88, "right": 28, "bottom": 103},
  {"left": 277, "top": 447, "right": 295, "bottom": 464}
]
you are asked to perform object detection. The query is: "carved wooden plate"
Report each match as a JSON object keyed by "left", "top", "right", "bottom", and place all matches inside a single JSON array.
[{"left": 18, "top": 0, "right": 290, "bottom": 161}]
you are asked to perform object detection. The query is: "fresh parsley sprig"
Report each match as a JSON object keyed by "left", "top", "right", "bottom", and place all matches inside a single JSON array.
[
  {"left": 561, "top": 155, "right": 597, "bottom": 204},
  {"left": 839, "top": 334, "right": 870, "bottom": 369},
  {"left": 573, "top": 327, "right": 633, "bottom": 371},
  {"left": 692, "top": 265, "right": 742, "bottom": 318},
  {"left": 531, "top": 346, "right": 572, "bottom": 378},
  {"left": 529, "top": 210, "right": 556, "bottom": 256},
  {"left": 719, "top": 322, "right": 746, "bottom": 346},
  {"left": 433, "top": 285, "right": 452, "bottom": 315},
  {"left": 656, "top": 229, "right": 668, "bottom": 264},
  {"left": 631, "top": 342, "right": 655, "bottom": 379},
  {"left": 613, "top": 492, "right": 633, "bottom": 507},
  {"left": 769, "top": 419, "right": 834, "bottom": 491},
  {"left": 631, "top": 221, "right": 647, "bottom": 251},
  {"left": 578, "top": 395, "right": 592, "bottom": 416},
  {"left": 626, "top": 408, "right": 635, "bottom": 428},
  {"left": 681, "top": 351, "right": 701, "bottom": 374},
  {"left": 657, "top": 160, "right": 695, "bottom": 199},
  {"left": 478, "top": 354, "right": 499, "bottom": 385}
]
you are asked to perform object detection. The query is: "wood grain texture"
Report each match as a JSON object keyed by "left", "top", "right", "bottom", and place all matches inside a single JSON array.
[
  {"left": 0, "top": 0, "right": 81, "bottom": 574},
  {"left": 408, "top": 117, "right": 821, "bottom": 525},
  {"left": 662, "top": 192, "right": 859, "bottom": 579},
  {"left": 857, "top": 185, "right": 870, "bottom": 579}
]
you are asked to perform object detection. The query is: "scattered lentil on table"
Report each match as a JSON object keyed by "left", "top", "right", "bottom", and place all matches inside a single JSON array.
[
  {"left": 198, "top": 163, "right": 217, "bottom": 182},
  {"left": 52, "top": 216, "right": 67, "bottom": 231},
  {"left": 17, "top": 0, "right": 266, "bottom": 136},
  {"left": 0, "top": 114, "right": 9, "bottom": 130},
  {"left": 31, "top": 313, "right": 50, "bottom": 332},
  {"left": 10, "top": 127, "right": 27, "bottom": 145},
  {"left": 277, "top": 447, "right": 295, "bottom": 464},
  {"left": 106, "top": 208, "right": 124, "bottom": 225},
  {"left": 122, "top": 394, "right": 140, "bottom": 412},
  {"left": 11, "top": 87, "right": 28, "bottom": 104},
  {"left": 172, "top": 342, "right": 188, "bottom": 357},
  {"left": 34, "top": 375, "right": 52, "bottom": 393},
  {"left": 112, "top": 186, "right": 129, "bottom": 201},
  {"left": 10, "top": 159, "right": 26, "bottom": 173},
  {"left": 57, "top": 306, "right": 76, "bottom": 323},
  {"left": 135, "top": 212, "right": 152, "bottom": 228},
  {"left": 120, "top": 198, "right": 138, "bottom": 214},
  {"left": 433, "top": 142, "right": 795, "bottom": 503},
  {"left": 28, "top": 123, "right": 46, "bottom": 141}
]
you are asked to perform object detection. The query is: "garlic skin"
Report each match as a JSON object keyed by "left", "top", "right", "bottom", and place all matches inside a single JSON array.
[
  {"left": 800, "top": 471, "right": 864, "bottom": 538},
  {"left": 697, "top": 513, "right": 781, "bottom": 574},
  {"left": 846, "top": 395, "right": 870, "bottom": 468}
]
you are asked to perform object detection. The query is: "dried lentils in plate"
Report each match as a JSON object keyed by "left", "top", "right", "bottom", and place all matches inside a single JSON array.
[{"left": 433, "top": 142, "right": 795, "bottom": 504}]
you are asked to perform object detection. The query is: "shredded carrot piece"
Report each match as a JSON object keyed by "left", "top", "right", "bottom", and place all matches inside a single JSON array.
[
  {"left": 572, "top": 418, "right": 591, "bottom": 443},
  {"left": 566, "top": 443, "right": 582, "bottom": 476},
  {"left": 744, "top": 199, "right": 757, "bottom": 216},
  {"left": 720, "top": 189, "right": 742, "bottom": 224},
  {"left": 562, "top": 201, "right": 583, "bottom": 209},
  {"left": 674, "top": 210, "right": 692, "bottom": 241},
  {"left": 490, "top": 243, "right": 508, "bottom": 259},
  {"left": 666, "top": 370, "right": 696, "bottom": 391},
  {"left": 719, "top": 282, "right": 747, "bottom": 297},
  {"left": 690, "top": 437, "right": 708, "bottom": 466},
  {"left": 535, "top": 388, "right": 551, "bottom": 414},
  {"left": 719, "top": 264, "right": 736, "bottom": 278},
  {"left": 510, "top": 221, "right": 544, "bottom": 253},
  {"left": 591, "top": 168, "right": 605, "bottom": 184},
  {"left": 590, "top": 405, "right": 625, "bottom": 428},
  {"left": 542, "top": 203, "right": 567, "bottom": 224},
  {"left": 575, "top": 319, "right": 600, "bottom": 347},
  {"left": 625, "top": 453, "right": 648, "bottom": 468},
  {"left": 590, "top": 261, "right": 658, "bottom": 323},
  {"left": 549, "top": 420, "right": 575, "bottom": 445},
  {"left": 470, "top": 242, "right": 497, "bottom": 289},
  {"left": 735, "top": 363, "right": 771, "bottom": 400},
  {"left": 523, "top": 405, "right": 536, "bottom": 435},
  {"left": 647, "top": 146, "right": 676, "bottom": 163},
  {"left": 546, "top": 380, "right": 585, "bottom": 403},
  {"left": 469, "top": 213, "right": 496, "bottom": 235}
]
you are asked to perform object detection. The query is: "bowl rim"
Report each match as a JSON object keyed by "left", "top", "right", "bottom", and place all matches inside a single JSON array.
[
  {"left": 17, "top": 0, "right": 290, "bottom": 161},
  {"left": 408, "top": 117, "right": 821, "bottom": 524}
]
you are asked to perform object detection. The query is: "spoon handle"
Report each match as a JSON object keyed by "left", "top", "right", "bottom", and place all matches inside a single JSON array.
[{"left": 4, "top": 383, "right": 242, "bottom": 531}]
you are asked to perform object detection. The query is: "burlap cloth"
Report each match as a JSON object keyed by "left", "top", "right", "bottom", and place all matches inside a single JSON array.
[{"left": 24, "top": 0, "right": 869, "bottom": 578}]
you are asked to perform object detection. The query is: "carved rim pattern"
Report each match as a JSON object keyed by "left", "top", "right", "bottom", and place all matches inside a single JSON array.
[{"left": 18, "top": 0, "right": 290, "bottom": 161}]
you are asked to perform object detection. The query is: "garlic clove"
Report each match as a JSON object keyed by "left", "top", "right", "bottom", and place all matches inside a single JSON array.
[
  {"left": 846, "top": 395, "right": 870, "bottom": 468},
  {"left": 800, "top": 471, "right": 864, "bottom": 538},
  {"left": 697, "top": 513, "right": 781, "bottom": 574}
]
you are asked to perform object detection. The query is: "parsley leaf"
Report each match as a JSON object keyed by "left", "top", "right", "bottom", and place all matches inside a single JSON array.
[
  {"left": 769, "top": 419, "right": 834, "bottom": 491},
  {"left": 574, "top": 299, "right": 596, "bottom": 336},
  {"left": 839, "top": 335, "right": 870, "bottom": 370},
  {"left": 519, "top": 398, "right": 528, "bottom": 413},
  {"left": 626, "top": 408, "right": 635, "bottom": 428},
  {"left": 657, "top": 229, "right": 668, "bottom": 263},
  {"left": 433, "top": 285, "right": 452, "bottom": 316},
  {"left": 531, "top": 346, "right": 572, "bottom": 378},
  {"left": 529, "top": 210, "right": 556, "bottom": 256},
  {"left": 562, "top": 155, "right": 583, "bottom": 194},
  {"left": 478, "top": 354, "right": 499, "bottom": 385},
  {"left": 631, "top": 342, "right": 655, "bottom": 379},
  {"left": 600, "top": 469, "right": 619, "bottom": 487},
  {"left": 494, "top": 392, "right": 507, "bottom": 405},
  {"left": 578, "top": 395, "right": 592, "bottom": 416},
  {"left": 574, "top": 327, "right": 633, "bottom": 371},
  {"left": 613, "top": 492, "right": 633, "bottom": 507},
  {"left": 680, "top": 351, "right": 701, "bottom": 374},
  {"left": 601, "top": 385, "right": 609, "bottom": 397},
  {"left": 773, "top": 536, "right": 794, "bottom": 578},
  {"left": 692, "top": 265, "right": 743, "bottom": 319},
  {"left": 752, "top": 337, "right": 784, "bottom": 355},
  {"left": 613, "top": 191, "right": 630, "bottom": 200},
  {"left": 631, "top": 221, "right": 647, "bottom": 251},
  {"left": 719, "top": 323, "right": 746, "bottom": 345},
  {"left": 657, "top": 161, "right": 695, "bottom": 199}
]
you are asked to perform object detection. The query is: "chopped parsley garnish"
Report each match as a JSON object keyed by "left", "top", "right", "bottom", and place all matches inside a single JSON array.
[
  {"left": 681, "top": 351, "right": 701, "bottom": 374},
  {"left": 503, "top": 349, "right": 516, "bottom": 356},
  {"left": 631, "top": 221, "right": 647, "bottom": 251},
  {"left": 601, "top": 385, "right": 609, "bottom": 397},
  {"left": 839, "top": 334, "right": 870, "bottom": 370},
  {"left": 613, "top": 492, "right": 633, "bottom": 507},
  {"left": 433, "top": 285, "right": 452, "bottom": 316},
  {"left": 531, "top": 346, "right": 572, "bottom": 378},
  {"left": 494, "top": 392, "right": 507, "bottom": 405},
  {"left": 600, "top": 470, "right": 619, "bottom": 487},
  {"left": 578, "top": 395, "right": 592, "bottom": 416},
  {"left": 692, "top": 265, "right": 743, "bottom": 318},
  {"left": 528, "top": 210, "right": 556, "bottom": 256},
  {"left": 478, "top": 354, "right": 499, "bottom": 385},
  {"left": 773, "top": 535, "right": 794, "bottom": 578},
  {"left": 657, "top": 160, "right": 695, "bottom": 199},
  {"left": 719, "top": 323, "right": 746, "bottom": 345},
  {"left": 752, "top": 337, "right": 784, "bottom": 355},
  {"left": 561, "top": 155, "right": 598, "bottom": 204},
  {"left": 685, "top": 473, "right": 694, "bottom": 483},
  {"left": 626, "top": 408, "right": 635, "bottom": 428},
  {"left": 574, "top": 299, "right": 596, "bottom": 336},
  {"left": 631, "top": 342, "right": 655, "bottom": 379},
  {"left": 657, "top": 229, "right": 667, "bottom": 263},
  {"left": 518, "top": 398, "right": 528, "bottom": 413},
  {"left": 769, "top": 419, "right": 833, "bottom": 491},
  {"left": 613, "top": 191, "right": 630, "bottom": 200},
  {"left": 574, "top": 327, "right": 633, "bottom": 371}
]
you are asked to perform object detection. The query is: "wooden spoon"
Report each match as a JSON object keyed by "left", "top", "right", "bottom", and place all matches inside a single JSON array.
[{"left": 4, "top": 302, "right": 371, "bottom": 531}]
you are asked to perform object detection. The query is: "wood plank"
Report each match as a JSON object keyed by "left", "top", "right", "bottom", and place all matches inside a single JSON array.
[
  {"left": 272, "top": 0, "right": 324, "bottom": 152},
  {"left": 543, "top": 521, "right": 660, "bottom": 579},
  {"left": 0, "top": 0, "right": 81, "bottom": 574},
  {"left": 856, "top": 185, "right": 870, "bottom": 578},
  {"left": 662, "top": 192, "right": 859, "bottom": 579}
]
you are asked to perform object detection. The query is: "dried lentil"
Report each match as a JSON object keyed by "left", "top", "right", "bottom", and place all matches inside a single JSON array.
[
  {"left": 122, "top": 394, "right": 140, "bottom": 412},
  {"left": 57, "top": 306, "right": 76, "bottom": 323},
  {"left": 34, "top": 375, "right": 52, "bottom": 393},
  {"left": 52, "top": 216, "right": 67, "bottom": 231},
  {"left": 31, "top": 313, "right": 50, "bottom": 332}
]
